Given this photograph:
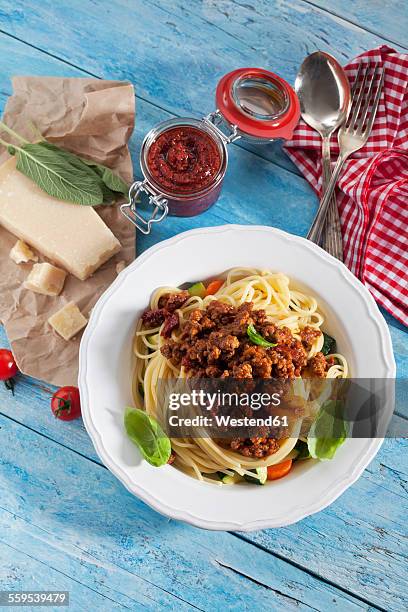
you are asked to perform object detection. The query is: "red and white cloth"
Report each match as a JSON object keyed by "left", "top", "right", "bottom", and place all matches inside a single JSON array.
[{"left": 285, "top": 46, "right": 408, "bottom": 326}]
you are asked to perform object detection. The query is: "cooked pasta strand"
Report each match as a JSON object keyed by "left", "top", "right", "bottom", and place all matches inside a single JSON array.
[{"left": 131, "top": 268, "right": 348, "bottom": 483}]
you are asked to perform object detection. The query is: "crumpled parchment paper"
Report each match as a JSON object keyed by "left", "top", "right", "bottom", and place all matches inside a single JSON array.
[{"left": 0, "top": 76, "right": 136, "bottom": 386}]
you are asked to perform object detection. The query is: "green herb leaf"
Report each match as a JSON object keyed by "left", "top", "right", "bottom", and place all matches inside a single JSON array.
[
  {"left": 307, "top": 399, "right": 346, "bottom": 460},
  {"left": 294, "top": 440, "right": 311, "bottom": 461},
  {"left": 99, "top": 166, "right": 129, "bottom": 196},
  {"left": 247, "top": 323, "right": 277, "bottom": 348},
  {"left": 10, "top": 142, "right": 104, "bottom": 205},
  {"left": 36, "top": 142, "right": 97, "bottom": 175},
  {"left": 124, "top": 407, "right": 171, "bottom": 467},
  {"left": 37, "top": 142, "right": 125, "bottom": 204},
  {"left": 81, "top": 158, "right": 129, "bottom": 196},
  {"left": 321, "top": 332, "right": 336, "bottom": 356}
]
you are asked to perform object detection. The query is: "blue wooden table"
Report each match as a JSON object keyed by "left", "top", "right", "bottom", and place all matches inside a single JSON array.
[{"left": 0, "top": 1, "right": 407, "bottom": 610}]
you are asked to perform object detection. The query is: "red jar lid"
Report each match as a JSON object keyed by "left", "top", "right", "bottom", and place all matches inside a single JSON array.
[{"left": 216, "top": 68, "right": 300, "bottom": 140}]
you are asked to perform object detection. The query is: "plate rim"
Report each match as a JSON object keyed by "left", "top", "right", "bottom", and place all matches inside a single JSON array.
[{"left": 79, "top": 224, "right": 395, "bottom": 531}]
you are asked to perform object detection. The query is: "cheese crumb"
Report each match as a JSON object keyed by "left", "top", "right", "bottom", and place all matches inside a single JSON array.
[
  {"left": 25, "top": 263, "right": 67, "bottom": 296},
  {"left": 48, "top": 302, "right": 88, "bottom": 341},
  {"left": 116, "top": 260, "right": 126, "bottom": 275},
  {"left": 10, "top": 240, "right": 38, "bottom": 264}
]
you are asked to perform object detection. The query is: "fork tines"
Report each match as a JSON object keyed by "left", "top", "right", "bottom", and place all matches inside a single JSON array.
[{"left": 346, "top": 62, "right": 384, "bottom": 135}]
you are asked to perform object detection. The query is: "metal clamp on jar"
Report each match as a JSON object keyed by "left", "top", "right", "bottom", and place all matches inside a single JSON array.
[{"left": 121, "top": 68, "right": 300, "bottom": 234}]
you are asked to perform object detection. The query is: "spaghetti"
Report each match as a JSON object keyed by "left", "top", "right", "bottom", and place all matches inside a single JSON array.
[{"left": 132, "top": 268, "right": 348, "bottom": 484}]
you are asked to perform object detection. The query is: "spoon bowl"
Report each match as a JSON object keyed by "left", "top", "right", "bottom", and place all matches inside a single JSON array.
[{"left": 295, "top": 51, "right": 351, "bottom": 138}]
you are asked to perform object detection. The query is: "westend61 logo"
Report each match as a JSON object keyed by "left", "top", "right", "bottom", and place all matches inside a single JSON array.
[{"left": 167, "top": 389, "right": 290, "bottom": 429}]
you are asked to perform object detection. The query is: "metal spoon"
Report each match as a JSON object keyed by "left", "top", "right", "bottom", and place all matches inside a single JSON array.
[{"left": 295, "top": 51, "right": 351, "bottom": 260}]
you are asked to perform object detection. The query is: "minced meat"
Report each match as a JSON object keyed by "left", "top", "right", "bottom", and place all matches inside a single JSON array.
[
  {"left": 141, "top": 290, "right": 190, "bottom": 337},
  {"left": 153, "top": 297, "right": 331, "bottom": 457}
]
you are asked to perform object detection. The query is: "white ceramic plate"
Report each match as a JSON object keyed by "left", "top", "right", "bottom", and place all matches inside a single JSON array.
[{"left": 79, "top": 225, "right": 395, "bottom": 531}]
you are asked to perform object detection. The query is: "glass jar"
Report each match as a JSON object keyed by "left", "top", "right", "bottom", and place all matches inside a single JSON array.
[
  {"left": 140, "top": 118, "right": 228, "bottom": 217},
  {"left": 121, "top": 68, "right": 300, "bottom": 234}
]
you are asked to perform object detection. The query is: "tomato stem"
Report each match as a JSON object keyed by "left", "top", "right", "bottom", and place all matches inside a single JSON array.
[
  {"left": 4, "top": 378, "right": 15, "bottom": 395},
  {"left": 53, "top": 395, "right": 72, "bottom": 417}
]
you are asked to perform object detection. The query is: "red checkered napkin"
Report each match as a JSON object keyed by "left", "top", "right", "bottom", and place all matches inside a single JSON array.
[{"left": 285, "top": 46, "right": 408, "bottom": 326}]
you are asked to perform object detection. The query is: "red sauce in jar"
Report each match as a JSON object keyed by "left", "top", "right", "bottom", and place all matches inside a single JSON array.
[{"left": 146, "top": 126, "right": 222, "bottom": 194}]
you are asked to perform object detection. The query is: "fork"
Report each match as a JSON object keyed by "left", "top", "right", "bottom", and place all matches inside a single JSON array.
[
  {"left": 320, "top": 65, "right": 364, "bottom": 261},
  {"left": 307, "top": 62, "right": 384, "bottom": 246}
]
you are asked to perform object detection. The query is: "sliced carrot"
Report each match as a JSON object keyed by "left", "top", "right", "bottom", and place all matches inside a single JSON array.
[
  {"left": 205, "top": 279, "right": 224, "bottom": 296},
  {"left": 267, "top": 459, "right": 292, "bottom": 481}
]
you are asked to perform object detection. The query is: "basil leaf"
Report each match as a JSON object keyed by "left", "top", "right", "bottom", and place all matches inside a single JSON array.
[
  {"left": 322, "top": 332, "right": 336, "bottom": 356},
  {"left": 124, "top": 407, "right": 171, "bottom": 467},
  {"left": 10, "top": 142, "right": 103, "bottom": 205},
  {"left": 307, "top": 399, "right": 346, "bottom": 460},
  {"left": 247, "top": 323, "right": 277, "bottom": 348},
  {"left": 294, "top": 440, "right": 311, "bottom": 461}
]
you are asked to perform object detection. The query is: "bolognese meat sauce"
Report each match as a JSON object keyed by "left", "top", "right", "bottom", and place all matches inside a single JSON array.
[{"left": 142, "top": 294, "right": 330, "bottom": 458}]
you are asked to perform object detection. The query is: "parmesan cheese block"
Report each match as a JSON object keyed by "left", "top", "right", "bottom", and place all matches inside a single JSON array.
[
  {"left": 9, "top": 239, "right": 38, "bottom": 264},
  {"left": 0, "top": 157, "right": 121, "bottom": 280},
  {"left": 25, "top": 262, "right": 67, "bottom": 296},
  {"left": 48, "top": 302, "right": 87, "bottom": 340}
]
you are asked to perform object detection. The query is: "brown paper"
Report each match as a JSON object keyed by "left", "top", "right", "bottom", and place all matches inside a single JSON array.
[{"left": 0, "top": 77, "right": 136, "bottom": 386}]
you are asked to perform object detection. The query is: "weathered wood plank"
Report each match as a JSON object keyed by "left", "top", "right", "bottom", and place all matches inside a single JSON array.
[
  {"left": 0, "top": 513, "right": 195, "bottom": 610},
  {"left": 0, "top": 542, "right": 131, "bottom": 611},
  {"left": 0, "top": 0, "right": 404, "bottom": 118},
  {"left": 308, "top": 0, "right": 408, "bottom": 48},
  {"left": 0, "top": 414, "right": 371, "bottom": 611},
  {"left": 0, "top": 325, "right": 101, "bottom": 465}
]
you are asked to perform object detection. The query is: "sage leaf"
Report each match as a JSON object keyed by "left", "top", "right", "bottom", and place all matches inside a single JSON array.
[
  {"left": 41, "top": 143, "right": 128, "bottom": 197},
  {"left": 36, "top": 142, "right": 120, "bottom": 204},
  {"left": 124, "top": 406, "right": 171, "bottom": 467},
  {"left": 10, "top": 142, "right": 103, "bottom": 205},
  {"left": 37, "top": 142, "right": 99, "bottom": 177},
  {"left": 99, "top": 182, "right": 118, "bottom": 203},
  {"left": 82, "top": 158, "right": 129, "bottom": 196}
]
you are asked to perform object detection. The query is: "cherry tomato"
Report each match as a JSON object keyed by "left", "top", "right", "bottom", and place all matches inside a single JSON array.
[
  {"left": 51, "top": 386, "right": 81, "bottom": 421},
  {"left": 0, "top": 349, "right": 19, "bottom": 394}
]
